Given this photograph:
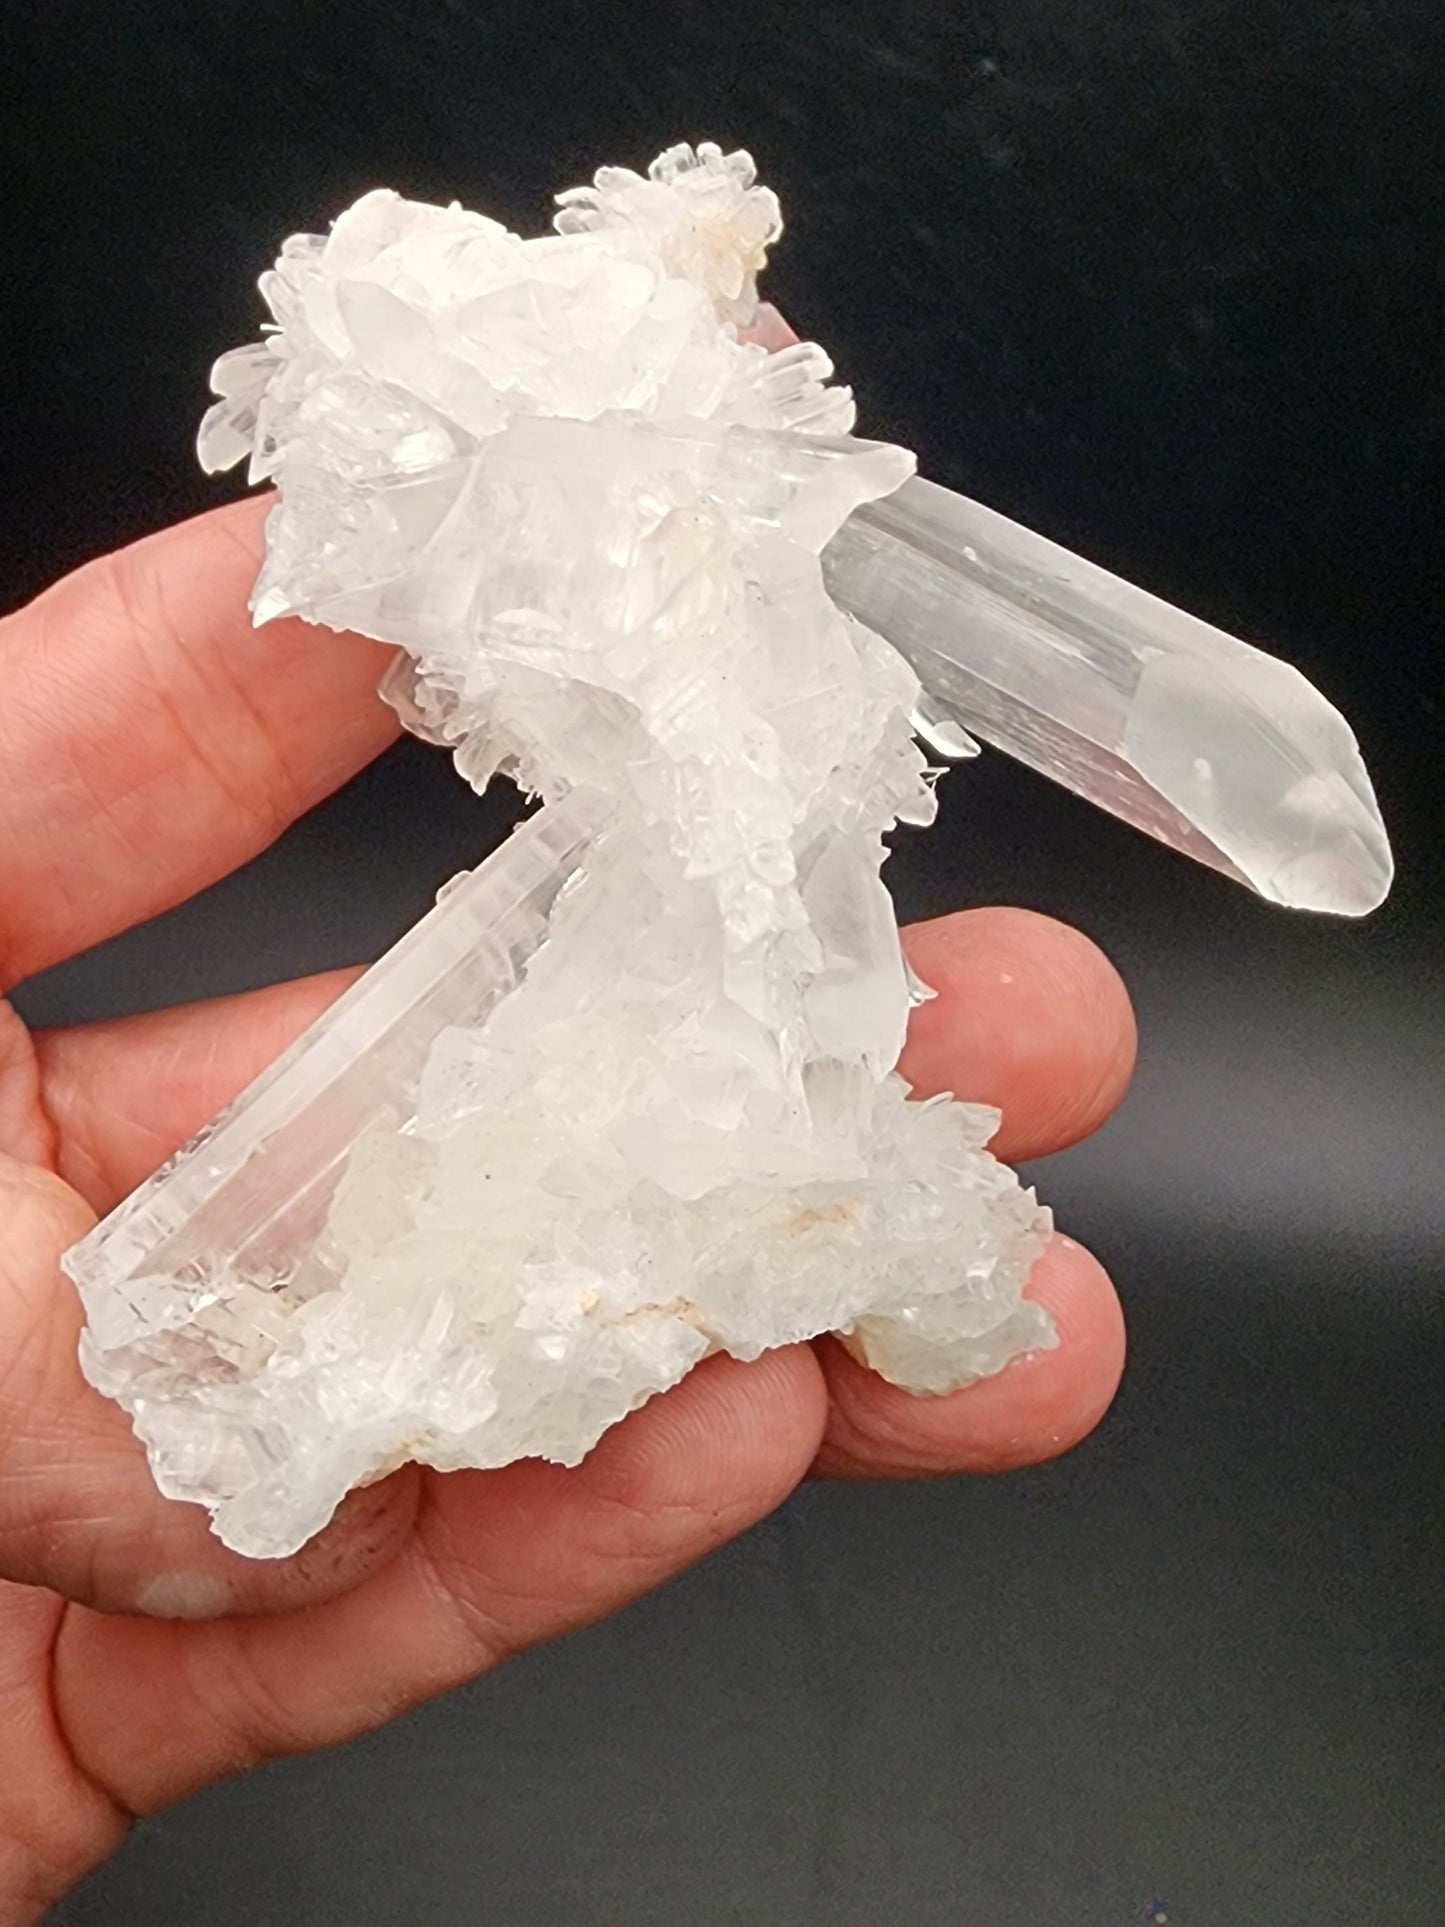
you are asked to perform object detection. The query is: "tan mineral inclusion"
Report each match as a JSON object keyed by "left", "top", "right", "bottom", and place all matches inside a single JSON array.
[{"left": 62, "top": 145, "right": 1390, "bottom": 1557}]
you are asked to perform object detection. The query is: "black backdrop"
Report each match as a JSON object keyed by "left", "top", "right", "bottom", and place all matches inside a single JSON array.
[{"left": 4, "top": 3, "right": 1442, "bottom": 1922}]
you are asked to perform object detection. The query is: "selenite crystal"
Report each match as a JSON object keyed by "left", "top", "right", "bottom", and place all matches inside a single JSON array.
[
  {"left": 63, "top": 143, "right": 1390, "bottom": 1558},
  {"left": 825, "top": 482, "right": 1392, "bottom": 914}
]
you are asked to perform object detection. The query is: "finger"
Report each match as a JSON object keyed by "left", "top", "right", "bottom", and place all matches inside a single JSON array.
[
  {"left": 38, "top": 908, "right": 1135, "bottom": 1220},
  {"left": 811, "top": 1233, "right": 1126, "bottom": 1479},
  {"left": 0, "top": 1155, "right": 421, "bottom": 1617},
  {"left": 900, "top": 907, "right": 1137, "bottom": 1162},
  {"left": 0, "top": 498, "right": 398, "bottom": 989},
  {"left": 54, "top": 1345, "right": 828, "bottom": 1816}
]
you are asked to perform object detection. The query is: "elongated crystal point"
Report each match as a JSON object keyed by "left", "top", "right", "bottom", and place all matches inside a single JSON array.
[
  {"left": 66, "top": 794, "right": 608, "bottom": 1320},
  {"left": 826, "top": 474, "right": 1393, "bottom": 915}
]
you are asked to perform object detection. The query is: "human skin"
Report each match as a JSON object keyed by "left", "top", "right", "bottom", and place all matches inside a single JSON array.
[{"left": 0, "top": 495, "right": 1134, "bottom": 1919}]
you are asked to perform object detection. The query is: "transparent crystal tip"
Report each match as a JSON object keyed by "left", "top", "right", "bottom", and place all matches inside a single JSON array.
[{"left": 1123, "top": 645, "right": 1393, "bottom": 915}]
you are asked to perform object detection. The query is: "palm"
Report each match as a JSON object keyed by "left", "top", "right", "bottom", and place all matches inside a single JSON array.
[{"left": 0, "top": 501, "right": 1132, "bottom": 1918}]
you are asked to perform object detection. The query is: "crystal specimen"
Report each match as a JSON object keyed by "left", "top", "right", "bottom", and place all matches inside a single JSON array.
[{"left": 63, "top": 143, "right": 1391, "bottom": 1558}]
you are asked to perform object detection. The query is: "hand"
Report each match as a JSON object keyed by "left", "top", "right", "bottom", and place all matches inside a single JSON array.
[{"left": 0, "top": 499, "right": 1134, "bottom": 1918}]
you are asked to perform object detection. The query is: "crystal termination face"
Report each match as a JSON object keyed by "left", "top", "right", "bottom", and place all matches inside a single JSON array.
[{"left": 65, "top": 146, "right": 1055, "bottom": 1557}]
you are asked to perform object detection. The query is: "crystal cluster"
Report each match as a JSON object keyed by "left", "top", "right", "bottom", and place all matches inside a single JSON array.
[
  {"left": 65, "top": 146, "right": 1053, "bottom": 1557},
  {"left": 66, "top": 143, "right": 1392, "bottom": 1557}
]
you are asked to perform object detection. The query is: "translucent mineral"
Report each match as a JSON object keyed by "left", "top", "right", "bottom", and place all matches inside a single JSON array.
[
  {"left": 826, "top": 481, "right": 1392, "bottom": 914},
  {"left": 63, "top": 143, "right": 1390, "bottom": 1558}
]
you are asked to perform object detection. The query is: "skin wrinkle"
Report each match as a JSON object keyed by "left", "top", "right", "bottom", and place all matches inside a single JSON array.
[
  {"left": 51, "top": 1102, "right": 138, "bottom": 1218},
  {"left": 195, "top": 1622, "right": 324, "bottom": 1766},
  {"left": 404, "top": 1487, "right": 519, "bottom": 1669},
  {"left": 0, "top": 501, "right": 399, "bottom": 989},
  {"left": 570, "top": 1368, "right": 823, "bottom": 1548},
  {"left": 0, "top": 1187, "right": 81, "bottom": 1429},
  {"left": 0, "top": 1005, "right": 57, "bottom": 1173},
  {"left": 411, "top": 1474, "right": 687, "bottom": 1640},
  {"left": 0, "top": 597, "right": 197, "bottom": 983},
  {"left": 36, "top": 1045, "right": 181, "bottom": 1213},
  {"left": 0, "top": 1593, "right": 132, "bottom": 1920},
  {"left": 395, "top": 1374, "right": 819, "bottom": 1675},
  {"left": 104, "top": 545, "right": 305, "bottom": 855}
]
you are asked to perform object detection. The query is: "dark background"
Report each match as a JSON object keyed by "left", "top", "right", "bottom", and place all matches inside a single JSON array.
[{"left": 3, "top": 1, "right": 1442, "bottom": 1920}]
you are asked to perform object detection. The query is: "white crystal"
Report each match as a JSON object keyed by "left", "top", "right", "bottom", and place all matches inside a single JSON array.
[
  {"left": 66, "top": 143, "right": 1389, "bottom": 1557},
  {"left": 67, "top": 146, "right": 1054, "bottom": 1558}
]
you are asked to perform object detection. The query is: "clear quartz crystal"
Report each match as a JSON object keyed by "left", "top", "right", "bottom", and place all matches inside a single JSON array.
[
  {"left": 825, "top": 475, "right": 1392, "bottom": 915},
  {"left": 62, "top": 143, "right": 1389, "bottom": 1558}
]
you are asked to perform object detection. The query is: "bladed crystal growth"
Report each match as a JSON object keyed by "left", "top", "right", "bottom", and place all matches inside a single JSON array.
[{"left": 63, "top": 142, "right": 1389, "bottom": 1556}]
